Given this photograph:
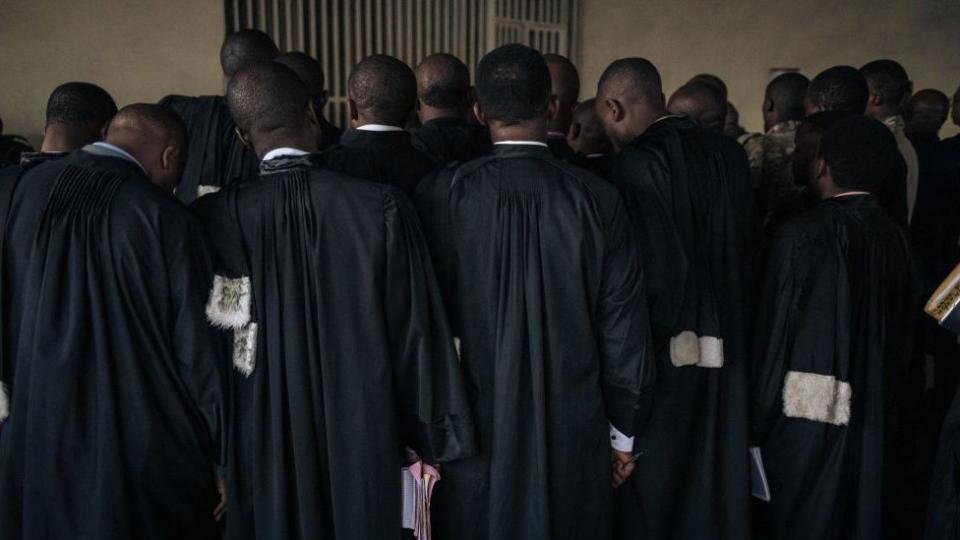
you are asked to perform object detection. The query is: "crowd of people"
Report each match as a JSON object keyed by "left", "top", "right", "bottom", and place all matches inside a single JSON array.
[{"left": 0, "top": 27, "right": 959, "bottom": 540}]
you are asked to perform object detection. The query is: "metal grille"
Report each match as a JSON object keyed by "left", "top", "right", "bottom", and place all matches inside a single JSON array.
[{"left": 225, "top": 0, "right": 578, "bottom": 129}]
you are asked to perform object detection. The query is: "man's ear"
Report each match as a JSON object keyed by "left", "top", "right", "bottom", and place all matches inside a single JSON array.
[
  {"left": 319, "top": 89, "right": 329, "bottom": 109},
  {"left": 347, "top": 98, "right": 359, "bottom": 125},
  {"left": 473, "top": 101, "right": 488, "bottom": 126},
  {"left": 567, "top": 121, "right": 582, "bottom": 143},
  {"left": 234, "top": 127, "right": 252, "bottom": 149},
  {"left": 161, "top": 144, "right": 180, "bottom": 171},
  {"left": 869, "top": 89, "right": 883, "bottom": 107},
  {"left": 763, "top": 98, "right": 775, "bottom": 113},
  {"left": 546, "top": 95, "right": 560, "bottom": 122},
  {"left": 813, "top": 156, "right": 828, "bottom": 183},
  {"left": 605, "top": 98, "right": 625, "bottom": 123}
]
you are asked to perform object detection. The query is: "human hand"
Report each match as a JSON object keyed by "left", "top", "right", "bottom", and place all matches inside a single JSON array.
[{"left": 612, "top": 450, "right": 636, "bottom": 488}]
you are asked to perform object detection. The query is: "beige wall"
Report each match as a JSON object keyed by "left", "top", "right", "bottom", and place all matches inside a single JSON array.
[
  {"left": 0, "top": 0, "right": 224, "bottom": 147},
  {"left": 580, "top": 0, "right": 960, "bottom": 137}
]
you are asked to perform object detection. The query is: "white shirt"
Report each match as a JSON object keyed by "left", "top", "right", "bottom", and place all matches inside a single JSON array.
[
  {"left": 262, "top": 147, "right": 310, "bottom": 161},
  {"left": 356, "top": 124, "right": 405, "bottom": 132},
  {"left": 492, "top": 140, "right": 549, "bottom": 148},
  {"left": 90, "top": 141, "right": 146, "bottom": 174}
]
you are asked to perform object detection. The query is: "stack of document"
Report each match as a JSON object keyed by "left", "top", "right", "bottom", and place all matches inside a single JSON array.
[{"left": 402, "top": 461, "right": 441, "bottom": 539}]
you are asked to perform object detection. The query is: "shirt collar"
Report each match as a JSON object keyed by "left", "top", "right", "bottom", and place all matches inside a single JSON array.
[
  {"left": 91, "top": 142, "right": 146, "bottom": 174},
  {"left": 356, "top": 124, "right": 405, "bottom": 132},
  {"left": 586, "top": 153, "right": 606, "bottom": 158},
  {"left": 832, "top": 191, "right": 871, "bottom": 199},
  {"left": 493, "top": 140, "right": 549, "bottom": 148},
  {"left": 547, "top": 131, "right": 567, "bottom": 139},
  {"left": 262, "top": 147, "right": 311, "bottom": 161}
]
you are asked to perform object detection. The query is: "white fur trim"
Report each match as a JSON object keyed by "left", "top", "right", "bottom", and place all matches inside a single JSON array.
[
  {"left": 0, "top": 383, "right": 8, "bottom": 423},
  {"left": 782, "top": 371, "right": 851, "bottom": 426},
  {"left": 206, "top": 276, "right": 252, "bottom": 329},
  {"left": 197, "top": 185, "right": 221, "bottom": 198},
  {"left": 697, "top": 336, "right": 724, "bottom": 368},
  {"left": 233, "top": 323, "right": 258, "bottom": 377},
  {"left": 670, "top": 331, "right": 700, "bottom": 367}
]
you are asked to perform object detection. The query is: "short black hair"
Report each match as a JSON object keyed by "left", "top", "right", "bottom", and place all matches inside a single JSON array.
[
  {"left": 416, "top": 53, "right": 470, "bottom": 109},
  {"left": 220, "top": 29, "right": 280, "bottom": 79},
  {"left": 766, "top": 72, "right": 809, "bottom": 121},
  {"left": 597, "top": 57, "right": 662, "bottom": 103},
  {"left": 807, "top": 66, "right": 869, "bottom": 114},
  {"left": 689, "top": 73, "right": 728, "bottom": 101},
  {"left": 860, "top": 59, "right": 911, "bottom": 105},
  {"left": 227, "top": 62, "right": 310, "bottom": 136},
  {"left": 275, "top": 51, "right": 325, "bottom": 94},
  {"left": 111, "top": 103, "right": 188, "bottom": 150},
  {"left": 475, "top": 44, "right": 551, "bottom": 123},
  {"left": 544, "top": 53, "right": 580, "bottom": 105},
  {"left": 819, "top": 115, "right": 900, "bottom": 191},
  {"left": 348, "top": 55, "right": 417, "bottom": 125},
  {"left": 45, "top": 82, "right": 117, "bottom": 129}
]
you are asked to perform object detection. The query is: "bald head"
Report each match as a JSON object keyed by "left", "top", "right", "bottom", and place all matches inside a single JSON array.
[
  {"left": 689, "top": 74, "right": 728, "bottom": 101},
  {"left": 415, "top": 53, "right": 471, "bottom": 122},
  {"left": 220, "top": 29, "right": 280, "bottom": 80},
  {"left": 764, "top": 72, "right": 809, "bottom": 131},
  {"left": 806, "top": 66, "right": 868, "bottom": 115},
  {"left": 668, "top": 81, "right": 726, "bottom": 133},
  {"left": 861, "top": 59, "right": 911, "bottom": 120},
  {"left": 596, "top": 58, "right": 666, "bottom": 148},
  {"left": 275, "top": 51, "right": 328, "bottom": 113},
  {"left": 905, "top": 89, "right": 949, "bottom": 135},
  {"left": 348, "top": 55, "right": 416, "bottom": 127},
  {"left": 42, "top": 82, "right": 117, "bottom": 152},
  {"left": 568, "top": 98, "right": 609, "bottom": 156},
  {"left": 105, "top": 104, "right": 187, "bottom": 192},
  {"left": 544, "top": 54, "right": 580, "bottom": 133},
  {"left": 227, "top": 62, "right": 317, "bottom": 158}
]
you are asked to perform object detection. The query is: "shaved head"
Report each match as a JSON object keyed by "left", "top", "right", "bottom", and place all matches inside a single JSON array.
[
  {"left": 905, "top": 89, "right": 949, "bottom": 134},
  {"left": 596, "top": 57, "right": 666, "bottom": 148},
  {"left": 568, "top": 97, "right": 609, "bottom": 155},
  {"left": 415, "top": 53, "right": 471, "bottom": 119},
  {"left": 689, "top": 73, "right": 728, "bottom": 101},
  {"left": 348, "top": 55, "right": 417, "bottom": 127},
  {"left": 275, "top": 51, "right": 328, "bottom": 115},
  {"left": 220, "top": 29, "right": 280, "bottom": 80},
  {"left": 861, "top": 59, "right": 911, "bottom": 119},
  {"left": 764, "top": 72, "right": 809, "bottom": 130},
  {"left": 806, "top": 66, "right": 869, "bottom": 115},
  {"left": 668, "top": 81, "right": 726, "bottom": 133},
  {"left": 105, "top": 103, "right": 187, "bottom": 192},
  {"left": 544, "top": 54, "right": 580, "bottom": 132}
]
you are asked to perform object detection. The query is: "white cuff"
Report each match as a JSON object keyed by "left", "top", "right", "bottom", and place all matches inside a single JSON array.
[{"left": 609, "top": 423, "right": 634, "bottom": 452}]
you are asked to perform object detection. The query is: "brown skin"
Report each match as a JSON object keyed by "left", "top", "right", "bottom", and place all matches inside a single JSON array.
[
  {"left": 567, "top": 98, "right": 611, "bottom": 156},
  {"left": 803, "top": 95, "right": 822, "bottom": 116},
  {"left": 414, "top": 55, "right": 471, "bottom": 124},
  {"left": 40, "top": 120, "right": 108, "bottom": 153},
  {"left": 667, "top": 90, "right": 725, "bottom": 133},
  {"left": 904, "top": 89, "right": 950, "bottom": 135},
  {"left": 545, "top": 56, "right": 580, "bottom": 135},
  {"left": 792, "top": 121, "right": 821, "bottom": 189},
  {"left": 864, "top": 78, "right": 912, "bottom": 121},
  {"left": 474, "top": 93, "right": 635, "bottom": 485},
  {"left": 596, "top": 82, "right": 668, "bottom": 153},
  {"left": 952, "top": 85, "right": 960, "bottom": 128},
  {"left": 235, "top": 102, "right": 321, "bottom": 160},
  {"left": 103, "top": 115, "right": 184, "bottom": 193}
]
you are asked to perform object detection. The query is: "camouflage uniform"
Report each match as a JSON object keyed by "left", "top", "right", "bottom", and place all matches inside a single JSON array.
[{"left": 755, "top": 120, "right": 800, "bottom": 228}]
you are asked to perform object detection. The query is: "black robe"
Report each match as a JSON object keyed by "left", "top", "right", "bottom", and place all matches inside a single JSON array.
[
  {"left": 752, "top": 194, "right": 922, "bottom": 540},
  {"left": 569, "top": 152, "right": 614, "bottom": 180},
  {"left": 191, "top": 154, "right": 476, "bottom": 540},
  {"left": 610, "top": 116, "right": 753, "bottom": 540},
  {"left": 317, "top": 116, "right": 342, "bottom": 151},
  {"left": 159, "top": 95, "right": 258, "bottom": 204},
  {"left": 412, "top": 116, "right": 492, "bottom": 166},
  {"left": 415, "top": 144, "right": 656, "bottom": 540},
  {"left": 927, "top": 385, "right": 960, "bottom": 539},
  {"left": 0, "top": 150, "right": 227, "bottom": 539},
  {"left": 322, "top": 129, "right": 437, "bottom": 194},
  {"left": 547, "top": 133, "right": 576, "bottom": 162}
]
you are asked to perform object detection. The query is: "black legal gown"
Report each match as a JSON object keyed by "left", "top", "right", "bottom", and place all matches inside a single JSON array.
[
  {"left": 0, "top": 150, "right": 227, "bottom": 539},
  {"left": 610, "top": 116, "right": 753, "bottom": 540},
  {"left": 159, "top": 95, "right": 258, "bottom": 204},
  {"left": 547, "top": 134, "right": 577, "bottom": 162},
  {"left": 415, "top": 144, "right": 656, "bottom": 540},
  {"left": 412, "top": 116, "right": 492, "bottom": 166},
  {"left": 752, "top": 194, "right": 922, "bottom": 540},
  {"left": 928, "top": 386, "right": 960, "bottom": 539},
  {"left": 318, "top": 115, "right": 343, "bottom": 151},
  {"left": 322, "top": 128, "right": 437, "bottom": 194},
  {"left": 190, "top": 154, "right": 476, "bottom": 540}
]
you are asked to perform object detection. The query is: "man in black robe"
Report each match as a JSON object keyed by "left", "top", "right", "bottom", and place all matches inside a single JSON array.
[
  {"left": 412, "top": 53, "right": 491, "bottom": 165},
  {"left": 752, "top": 115, "right": 922, "bottom": 540},
  {"left": 0, "top": 103, "right": 227, "bottom": 539},
  {"left": 415, "top": 44, "right": 655, "bottom": 540},
  {"left": 159, "top": 28, "right": 278, "bottom": 203},
  {"left": 0, "top": 114, "right": 32, "bottom": 168},
  {"left": 567, "top": 97, "right": 613, "bottom": 178},
  {"left": 323, "top": 55, "right": 435, "bottom": 194},
  {"left": 944, "top": 85, "right": 960, "bottom": 153},
  {"left": 275, "top": 51, "right": 342, "bottom": 150},
  {"left": 191, "top": 61, "right": 476, "bottom": 540},
  {"left": 596, "top": 57, "right": 752, "bottom": 540},
  {"left": 544, "top": 53, "right": 580, "bottom": 161},
  {"left": 667, "top": 81, "right": 727, "bottom": 133},
  {"left": 19, "top": 82, "right": 117, "bottom": 165}
]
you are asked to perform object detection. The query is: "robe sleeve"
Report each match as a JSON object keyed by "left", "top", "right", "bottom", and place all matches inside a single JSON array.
[
  {"left": 750, "top": 227, "right": 805, "bottom": 444},
  {"left": 382, "top": 187, "right": 477, "bottom": 464},
  {"left": 412, "top": 166, "right": 460, "bottom": 332},
  {"left": 166, "top": 215, "right": 230, "bottom": 472},
  {"left": 596, "top": 199, "right": 656, "bottom": 438}
]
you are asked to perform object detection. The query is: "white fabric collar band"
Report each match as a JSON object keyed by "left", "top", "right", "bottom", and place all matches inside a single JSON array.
[
  {"left": 262, "top": 147, "right": 310, "bottom": 161},
  {"left": 586, "top": 153, "right": 605, "bottom": 158},
  {"left": 832, "top": 191, "right": 871, "bottom": 198},
  {"left": 91, "top": 141, "right": 146, "bottom": 174},
  {"left": 493, "top": 141, "right": 549, "bottom": 148},
  {"left": 356, "top": 124, "right": 405, "bottom": 132},
  {"left": 547, "top": 131, "right": 567, "bottom": 139}
]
